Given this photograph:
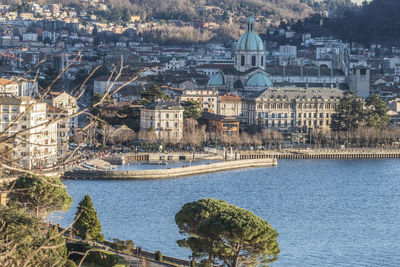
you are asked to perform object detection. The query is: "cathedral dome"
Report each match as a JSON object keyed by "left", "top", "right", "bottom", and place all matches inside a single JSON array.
[
  {"left": 245, "top": 73, "right": 272, "bottom": 88},
  {"left": 236, "top": 17, "right": 264, "bottom": 52},
  {"left": 208, "top": 73, "right": 224, "bottom": 86}
]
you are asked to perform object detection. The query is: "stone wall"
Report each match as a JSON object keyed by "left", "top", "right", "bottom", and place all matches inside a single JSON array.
[{"left": 62, "top": 159, "right": 277, "bottom": 180}]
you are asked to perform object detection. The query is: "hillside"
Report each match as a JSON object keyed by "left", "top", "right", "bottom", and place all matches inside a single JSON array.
[
  {"left": 2, "top": 0, "right": 338, "bottom": 22},
  {"left": 293, "top": 0, "right": 400, "bottom": 46}
]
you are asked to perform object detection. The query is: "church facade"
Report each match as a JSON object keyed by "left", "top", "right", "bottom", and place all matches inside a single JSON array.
[{"left": 207, "top": 17, "right": 344, "bottom": 132}]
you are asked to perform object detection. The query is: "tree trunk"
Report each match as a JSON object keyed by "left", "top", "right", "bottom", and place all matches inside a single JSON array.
[{"left": 231, "top": 254, "right": 239, "bottom": 267}]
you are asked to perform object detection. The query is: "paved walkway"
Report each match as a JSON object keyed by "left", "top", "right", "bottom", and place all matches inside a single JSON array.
[{"left": 121, "top": 254, "right": 175, "bottom": 267}]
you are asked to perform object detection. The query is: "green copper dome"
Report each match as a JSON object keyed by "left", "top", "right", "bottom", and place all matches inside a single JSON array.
[
  {"left": 245, "top": 73, "right": 272, "bottom": 88},
  {"left": 236, "top": 17, "right": 264, "bottom": 52},
  {"left": 208, "top": 73, "right": 224, "bottom": 86}
]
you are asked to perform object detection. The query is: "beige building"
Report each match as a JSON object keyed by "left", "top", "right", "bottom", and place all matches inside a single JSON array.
[
  {"left": 140, "top": 102, "right": 184, "bottom": 141},
  {"left": 47, "top": 92, "right": 78, "bottom": 135},
  {"left": 47, "top": 105, "right": 69, "bottom": 160},
  {"left": 0, "top": 78, "right": 38, "bottom": 97},
  {"left": 179, "top": 89, "right": 218, "bottom": 113},
  {"left": 0, "top": 96, "right": 57, "bottom": 170},
  {"left": 217, "top": 94, "right": 242, "bottom": 117},
  {"left": 242, "top": 87, "right": 344, "bottom": 131}
]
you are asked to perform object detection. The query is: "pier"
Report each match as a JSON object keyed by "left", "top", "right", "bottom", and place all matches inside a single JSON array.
[{"left": 62, "top": 158, "right": 277, "bottom": 180}]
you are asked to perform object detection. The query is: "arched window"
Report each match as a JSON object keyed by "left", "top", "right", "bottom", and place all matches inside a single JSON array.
[
  {"left": 241, "top": 55, "right": 245, "bottom": 66},
  {"left": 252, "top": 55, "right": 256, "bottom": 66},
  {"left": 261, "top": 56, "right": 264, "bottom": 66}
]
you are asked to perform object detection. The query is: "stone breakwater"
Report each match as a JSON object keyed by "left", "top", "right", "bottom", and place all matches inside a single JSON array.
[{"left": 62, "top": 158, "right": 278, "bottom": 180}]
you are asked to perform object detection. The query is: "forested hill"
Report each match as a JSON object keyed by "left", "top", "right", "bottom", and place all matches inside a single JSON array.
[
  {"left": 2, "top": 0, "right": 354, "bottom": 22},
  {"left": 292, "top": 0, "right": 400, "bottom": 46}
]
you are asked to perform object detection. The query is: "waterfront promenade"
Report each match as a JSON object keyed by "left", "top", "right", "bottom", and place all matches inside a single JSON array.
[
  {"left": 239, "top": 148, "right": 400, "bottom": 159},
  {"left": 62, "top": 158, "right": 278, "bottom": 180}
]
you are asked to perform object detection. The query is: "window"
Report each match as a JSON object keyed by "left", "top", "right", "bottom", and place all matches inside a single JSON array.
[
  {"left": 271, "top": 113, "right": 275, "bottom": 118},
  {"left": 166, "top": 122, "right": 169, "bottom": 127},
  {"left": 265, "top": 113, "right": 268, "bottom": 118},
  {"left": 284, "top": 113, "right": 288, "bottom": 118},
  {"left": 21, "top": 125, "right": 26, "bottom": 130},
  {"left": 252, "top": 55, "right": 256, "bottom": 66},
  {"left": 175, "top": 122, "right": 178, "bottom": 127},
  {"left": 278, "top": 113, "right": 281, "bottom": 118},
  {"left": 261, "top": 56, "right": 264, "bottom": 66},
  {"left": 291, "top": 113, "right": 294, "bottom": 118},
  {"left": 157, "top": 122, "right": 161, "bottom": 127},
  {"left": 241, "top": 55, "right": 245, "bottom": 66},
  {"left": 298, "top": 113, "right": 302, "bottom": 118},
  {"left": 166, "top": 113, "right": 169, "bottom": 118}
]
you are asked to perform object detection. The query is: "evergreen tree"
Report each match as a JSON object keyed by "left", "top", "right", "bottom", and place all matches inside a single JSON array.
[
  {"left": 9, "top": 174, "right": 72, "bottom": 218},
  {"left": 175, "top": 198, "right": 279, "bottom": 267},
  {"left": 0, "top": 207, "right": 67, "bottom": 266},
  {"left": 181, "top": 100, "right": 201, "bottom": 120},
  {"left": 365, "top": 94, "right": 391, "bottom": 129},
  {"left": 331, "top": 94, "right": 365, "bottom": 131},
  {"left": 141, "top": 84, "right": 169, "bottom": 104},
  {"left": 73, "top": 194, "right": 104, "bottom": 242}
]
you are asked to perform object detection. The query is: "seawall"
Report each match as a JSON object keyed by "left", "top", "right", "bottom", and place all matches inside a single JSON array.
[
  {"left": 62, "top": 158, "right": 278, "bottom": 180},
  {"left": 239, "top": 149, "right": 400, "bottom": 160}
]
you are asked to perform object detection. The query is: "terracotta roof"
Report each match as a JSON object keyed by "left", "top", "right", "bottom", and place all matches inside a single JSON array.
[
  {"left": 219, "top": 94, "right": 241, "bottom": 102},
  {"left": 0, "top": 78, "right": 17, "bottom": 86},
  {"left": 47, "top": 104, "right": 63, "bottom": 113}
]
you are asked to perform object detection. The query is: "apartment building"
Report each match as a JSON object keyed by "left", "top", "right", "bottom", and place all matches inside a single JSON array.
[
  {"left": 179, "top": 89, "right": 219, "bottom": 113},
  {"left": 47, "top": 92, "right": 78, "bottom": 135},
  {"left": 140, "top": 101, "right": 184, "bottom": 141},
  {"left": 0, "top": 96, "right": 57, "bottom": 170}
]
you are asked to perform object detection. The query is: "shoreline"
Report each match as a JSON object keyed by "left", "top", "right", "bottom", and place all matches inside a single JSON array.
[{"left": 62, "top": 158, "right": 278, "bottom": 180}]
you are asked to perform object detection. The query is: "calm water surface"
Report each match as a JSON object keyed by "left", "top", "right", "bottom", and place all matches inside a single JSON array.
[{"left": 52, "top": 159, "right": 400, "bottom": 266}]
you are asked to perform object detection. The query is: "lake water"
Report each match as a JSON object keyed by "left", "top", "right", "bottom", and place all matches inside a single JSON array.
[{"left": 51, "top": 159, "right": 400, "bottom": 266}]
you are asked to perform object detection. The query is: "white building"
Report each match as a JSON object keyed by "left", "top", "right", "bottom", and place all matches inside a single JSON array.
[
  {"left": 93, "top": 76, "right": 139, "bottom": 95},
  {"left": 279, "top": 45, "right": 297, "bottom": 66},
  {"left": 0, "top": 78, "right": 38, "bottom": 97},
  {"left": 47, "top": 92, "right": 78, "bottom": 135},
  {"left": 140, "top": 101, "right": 184, "bottom": 141},
  {"left": 179, "top": 89, "right": 219, "bottom": 113},
  {"left": 0, "top": 96, "right": 57, "bottom": 170}
]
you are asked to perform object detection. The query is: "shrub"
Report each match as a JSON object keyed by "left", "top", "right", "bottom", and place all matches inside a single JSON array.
[
  {"left": 65, "top": 259, "right": 77, "bottom": 267},
  {"left": 155, "top": 250, "right": 163, "bottom": 262}
]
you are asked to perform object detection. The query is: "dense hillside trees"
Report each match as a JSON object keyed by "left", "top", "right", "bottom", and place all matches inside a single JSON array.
[{"left": 293, "top": 0, "right": 400, "bottom": 46}]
